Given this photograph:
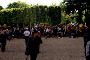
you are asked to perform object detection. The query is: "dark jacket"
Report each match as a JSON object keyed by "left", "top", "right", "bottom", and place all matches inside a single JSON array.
[
  {"left": 25, "top": 36, "right": 42, "bottom": 55},
  {"left": 0, "top": 32, "right": 7, "bottom": 44}
]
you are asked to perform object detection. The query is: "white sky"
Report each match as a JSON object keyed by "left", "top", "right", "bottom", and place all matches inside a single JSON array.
[{"left": 0, "top": 0, "right": 63, "bottom": 8}]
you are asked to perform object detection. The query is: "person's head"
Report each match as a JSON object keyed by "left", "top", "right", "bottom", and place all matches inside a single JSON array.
[
  {"left": 32, "top": 29, "right": 41, "bottom": 37},
  {"left": 25, "top": 28, "right": 28, "bottom": 30}
]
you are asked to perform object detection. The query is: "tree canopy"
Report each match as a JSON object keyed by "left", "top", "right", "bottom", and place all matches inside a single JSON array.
[
  {"left": 0, "top": 6, "right": 3, "bottom": 10},
  {"left": 0, "top": 3, "right": 61, "bottom": 26},
  {"left": 7, "top": 1, "right": 31, "bottom": 8},
  {"left": 1, "top": 0, "right": 89, "bottom": 27}
]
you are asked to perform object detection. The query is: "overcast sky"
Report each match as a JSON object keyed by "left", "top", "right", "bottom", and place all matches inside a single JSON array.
[{"left": 0, "top": 0, "right": 63, "bottom": 8}]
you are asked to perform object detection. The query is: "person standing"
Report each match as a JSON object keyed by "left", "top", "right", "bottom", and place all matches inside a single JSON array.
[
  {"left": 0, "top": 28, "right": 7, "bottom": 52},
  {"left": 85, "top": 24, "right": 90, "bottom": 60},
  {"left": 25, "top": 30, "right": 42, "bottom": 60},
  {"left": 86, "top": 41, "right": 90, "bottom": 60},
  {"left": 23, "top": 28, "right": 30, "bottom": 46}
]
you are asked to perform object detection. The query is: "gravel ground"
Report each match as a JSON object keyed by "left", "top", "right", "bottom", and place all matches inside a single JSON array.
[{"left": 0, "top": 37, "right": 85, "bottom": 60}]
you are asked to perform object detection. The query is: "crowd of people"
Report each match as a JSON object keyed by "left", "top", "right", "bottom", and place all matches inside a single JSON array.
[{"left": 0, "top": 23, "right": 90, "bottom": 60}]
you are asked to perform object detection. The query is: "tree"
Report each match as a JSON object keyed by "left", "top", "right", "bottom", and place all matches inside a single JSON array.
[
  {"left": 7, "top": 1, "right": 30, "bottom": 8},
  {"left": 60, "top": 2, "right": 67, "bottom": 12},
  {"left": 64, "top": 0, "right": 90, "bottom": 23},
  {"left": 48, "top": 6, "right": 61, "bottom": 25},
  {"left": 0, "top": 6, "right": 3, "bottom": 10},
  {"left": 64, "top": 0, "right": 87, "bottom": 23}
]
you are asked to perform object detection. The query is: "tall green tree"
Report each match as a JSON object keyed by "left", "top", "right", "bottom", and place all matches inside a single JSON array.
[
  {"left": 64, "top": 0, "right": 89, "bottom": 23},
  {"left": 48, "top": 6, "right": 61, "bottom": 25}
]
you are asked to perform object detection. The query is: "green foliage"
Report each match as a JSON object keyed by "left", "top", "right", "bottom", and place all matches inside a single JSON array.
[
  {"left": 60, "top": 2, "right": 67, "bottom": 12},
  {"left": 0, "top": 1, "right": 62, "bottom": 26},
  {"left": 0, "top": 0, "right": 89, "bottom": 26},
  {"left": 0, "top": 6, "right": 3, "bottom": 10},
  {"left": 0, "top": 8, "right": 24, "bottom": 25},
  {"left": 7, "top": 1, "right": 31, "bottom": 8},
  {"left": 48, "top": 6, "right": 61, "bottom": 25},
  {"left": 63, "top": 0, "right": 90, "bottom": 24}
]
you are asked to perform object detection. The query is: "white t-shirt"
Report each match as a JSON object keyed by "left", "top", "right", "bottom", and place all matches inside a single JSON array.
[
  {"left": 23, "top": 30, "right": 30, "bottom": 36},
  {"left": 46, "top": 28, "right": 49, "bottom": 32}
]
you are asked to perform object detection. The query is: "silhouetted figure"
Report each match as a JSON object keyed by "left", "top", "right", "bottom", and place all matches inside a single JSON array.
[
  {"left": 86, "top": 41, "right": 90, "bottom": 60},
  {"left": 83, "top": 26, "right": 88, "bottom": 56},
  {"left": 85, "top": 24, "right": 90, "bottom": 60},
  {"left": 25, "top": 30, "right": 42, "bottom": 60},
  {"left": 0, "top": 29, "right": 7, "bottom": 52}
]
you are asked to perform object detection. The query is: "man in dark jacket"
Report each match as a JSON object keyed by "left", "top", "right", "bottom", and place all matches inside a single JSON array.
[
  {"left": 85, "top": 24, "right": 90, "bottom": 60},
  {"left": 25, "top": 30, "right": 42, "bottom": 60},
  {"left": 0, "top": 28, "right": 7, "bottom": 52}
]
